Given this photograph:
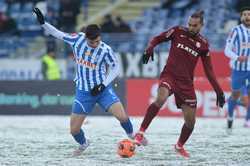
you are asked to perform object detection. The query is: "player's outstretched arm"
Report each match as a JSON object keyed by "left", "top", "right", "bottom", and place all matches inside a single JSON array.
[
  {"left": 201, "top": 54, "right": 225, "bottom": 108},
  {"left": 142, "top": 27, "right": 175, "bottom": 64},
  {"left": 33, "top": 7, "right": 78, "bottom": 44}
]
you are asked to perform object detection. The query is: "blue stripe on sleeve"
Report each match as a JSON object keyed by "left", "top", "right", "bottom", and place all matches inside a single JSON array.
[
  {"left": 99, "top": 54, "right": 106, "bottom": 83},
  {"left": 93, "top": 48, "right": 103, "bottom": 86},
  {"left": 239, "top": 26, "right": 246, "bottom": 71},
  {"left": 234, "top": 28, "right": 241, "bottom": 70},
  {"left": 80, "top": 46, "right": 88, "bottom": 90},
  {"left": 76, "top": 39, "right": 86, "bottom": 57}
]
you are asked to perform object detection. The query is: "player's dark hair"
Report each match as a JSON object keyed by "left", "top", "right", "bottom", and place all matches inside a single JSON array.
[
  {"left": 240, "top": 6, "right": 250, "bottom": 16},
  {"left": 85, "top": 24, "right": 101, "bottom": 40},
  {"left": 191, "top": 10, "right": 204, "bottom": 24}
]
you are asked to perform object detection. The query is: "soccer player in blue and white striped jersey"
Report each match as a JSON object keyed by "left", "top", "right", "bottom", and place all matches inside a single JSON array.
[
  {"left": 33, "top": 8, "right": 134, "bottom": 155},
  {"left": 224, "top": 7, "right": 250, "bottom": 131}
]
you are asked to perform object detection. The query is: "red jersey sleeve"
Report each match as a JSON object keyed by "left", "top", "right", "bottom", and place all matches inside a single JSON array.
[
  {"left": 201, "top": 50, "right": 223, "bottom": 94},
  {"left": 147, "top": 26, "right": 177, "bottom": 49}
]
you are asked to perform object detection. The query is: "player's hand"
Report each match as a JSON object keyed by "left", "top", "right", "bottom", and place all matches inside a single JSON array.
[
  {"left": 216, "top": 93, "right": 225, "bottom": 108},
  {"left": 91, "top": 84, "right": 105, "bottom": 96},
  {"left": 33, "top": 7, "right": 45, "bottom": 25},
  {"left": 142, "top": 48, "right": 154, "bottom": 64},
  {"left": 237, "top": 56, "right": 248, "bottom": 62}
]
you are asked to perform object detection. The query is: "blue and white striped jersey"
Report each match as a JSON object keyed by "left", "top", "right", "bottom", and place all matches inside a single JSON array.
[
  {"left": 42, "top": 23, "right": 119, "bottom": 91},
  {"left": 225, "top": 24, "right": 250, "bottom": 71}
]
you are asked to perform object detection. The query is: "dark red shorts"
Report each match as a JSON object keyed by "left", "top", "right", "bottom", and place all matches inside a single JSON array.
[{"left": 159, "top": 73, "right": 197, "bottom": 108}]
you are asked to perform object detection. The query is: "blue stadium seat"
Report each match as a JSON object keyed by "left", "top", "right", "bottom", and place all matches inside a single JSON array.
[{"left": 9, "top": 3, "right": 21, "bottom": 19}]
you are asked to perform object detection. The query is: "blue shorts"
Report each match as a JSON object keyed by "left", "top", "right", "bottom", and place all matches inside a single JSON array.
[
  {"left": 231, "top": 70, "right": 250, "bottom": 91},
  {"left": 72, "top": 85, "right": 120, "bottom": 115},
  {"left": 241, "top": 86, "right": 248, "bottom": 96}
]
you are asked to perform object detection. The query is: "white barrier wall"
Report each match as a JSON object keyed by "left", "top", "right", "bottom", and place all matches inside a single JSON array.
[{"left": 0, "top": 59, "right": 67, "bottom": 80}]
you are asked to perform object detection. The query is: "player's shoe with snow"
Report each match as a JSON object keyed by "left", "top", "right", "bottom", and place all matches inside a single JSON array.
[
  {"left": 133, "top": 132, "right": 148, "bottom": 146},
  {"left": 73, "top": 139, "right": 90, "bottom": 156},
  {"left": 174, "top": 144, "right": 190, "bottom": 159},
  {"left": 244, "top": 120, "right": 250, "bottom": 128}
]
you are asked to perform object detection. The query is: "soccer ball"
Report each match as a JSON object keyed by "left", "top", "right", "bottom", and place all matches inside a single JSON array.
[{"left": 117, "top": 139, "right": 136, "bottom": 158}]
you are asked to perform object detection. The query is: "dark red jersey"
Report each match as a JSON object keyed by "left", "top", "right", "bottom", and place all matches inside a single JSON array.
[{"left": 147, "top": 26, "right": 223, "bottom": 94}]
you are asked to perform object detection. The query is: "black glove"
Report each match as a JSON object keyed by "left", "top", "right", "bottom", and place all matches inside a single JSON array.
[
  {"left": 91, "top": 84, "right": 105, "bottom": 96},
  {"left": 33, "top": 7, "right": 45, "bottom": 25},
  {"left": 216, "top": 93, "right": 225, "bottom": 108},
  {"left": 142, "top": 49, "right": 154, "bottom": 64}
]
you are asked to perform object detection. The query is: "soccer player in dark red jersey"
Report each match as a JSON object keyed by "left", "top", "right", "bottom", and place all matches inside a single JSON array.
[{"left": 133, "top": 10, "right": 226, "bottom": 158}]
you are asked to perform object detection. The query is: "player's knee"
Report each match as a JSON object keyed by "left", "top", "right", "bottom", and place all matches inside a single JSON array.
[
  {"left": 70, "top": 126, "right": 81, "bottom": 135},
  {"left": 119, "top": 114, "right": 129, "bottom": 123},
  {"left": 241, "top": 97, "right": 248, "bottom": 107},
  {"left": 231, "top": 92, "right": 240, "bottom": 100},
  {"left": 112, "top": 110, "right": 128, "bottom": 123}
]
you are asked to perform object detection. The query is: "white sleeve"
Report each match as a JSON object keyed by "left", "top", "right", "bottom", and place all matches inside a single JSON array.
[
  {"left": 42, "top": 22, "right": 65, "bottom": 39},
  {"left": 42, "top": 22, "right": 81, "bottom": 46},
  {"left": 103, "top": 62, "right": 120, "bottom": 86},
  {"left": 103, "top": 49, "right": 120, "bottom": 86},
  {"left": 224, "top": 29, "right": 239, "bottom": 61}
]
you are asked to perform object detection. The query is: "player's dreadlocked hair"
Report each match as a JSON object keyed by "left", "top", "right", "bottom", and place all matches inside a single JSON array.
[
  {"left": 191, "top": 10, "right": 204, "bottom": 24},
  {"left": 85, "top": 24, "right": 101, "bottom": 40}
]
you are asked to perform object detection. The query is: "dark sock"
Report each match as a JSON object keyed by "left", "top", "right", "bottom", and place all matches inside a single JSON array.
[
  {"left": 227, "top": 120, "right": 233, "bottom": 129},
  {"left": 178, "top": 123, "right": 194, "bottom": 147},
  {"left": 72, "top": 129, "right": 86, "bottom": 145},
  {"left": 140, "top": 103, "right": 160, "bottom": 132},
  {"left": 246, "top": 106, "right": 250, "bottom": 121},
  {"left": 120, "top": 118, "right": 133, "bottom": 136},
  {"left": 228, "top": 97, "right": 237, "bottom": 119}
]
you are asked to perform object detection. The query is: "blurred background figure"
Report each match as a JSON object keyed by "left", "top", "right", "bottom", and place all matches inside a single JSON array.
[
  {"left": 41, "top": 48, "right": 61, "bottom": 80},
  {"left": 0, "top": 11, "right": 18, "bottom": 36},
  {"left": 115, "top": 15, "right": 132, "bottom": 33},
  {"left": 224, "top": 6, "right": 250, "bottom": 132},
  {"left": 100, "top": 14, "right": 116, "bottom": 33},
  {"left": 59, "top": 0, "right": 80, "bottom": 32},
  {"left": 82, "top": 0, "right": 88, "bottom": 21}
]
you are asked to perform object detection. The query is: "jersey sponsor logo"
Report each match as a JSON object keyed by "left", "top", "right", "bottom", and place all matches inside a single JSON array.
[
  {"left": 76, "top": 58, "right": 96, "bottom": 69},
  {"left": 85, "top": 51, "right": 92, "bottom": 56},
  {"left": 177, "top": 43, "right": 199, "bottom": 57},
  {"left": 196, "top": 42, "right": 201, "bottom": 48}
]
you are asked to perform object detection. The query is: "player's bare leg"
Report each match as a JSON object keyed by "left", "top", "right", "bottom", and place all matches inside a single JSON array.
[
  {"left": 108, "top": 102, "right": 134, "bottom": 139},
  {"left": 70, "top": 113, "right": 89, "bottom": 156},
  {"left": 227, "top": 90, "right": 241, "bottom": 131},
  {"left": 134, "top": 86, "right": 170, "bottom": 146},
  {"left": 174, "top": 104, "right": 196, "bottom": 158}
]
